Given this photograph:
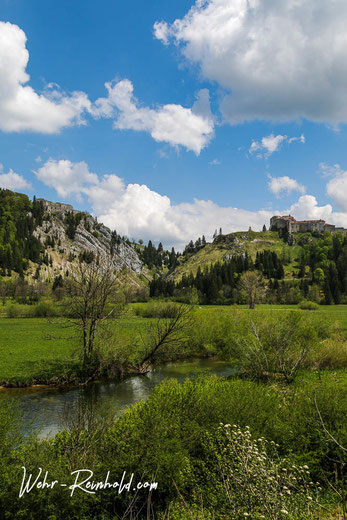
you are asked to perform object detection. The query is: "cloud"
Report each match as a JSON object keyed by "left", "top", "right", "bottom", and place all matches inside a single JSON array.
[
  {"left": 0, "top": 21, "right": 91, "bottom": 133},
  {"left": 153, "top": 21, "right": 170, "bottom": 46},
  {"left": 250, "top": 134, "right": 305, "bottom": 157},
  {"left": 268, "top": 176, "right": 306, "bottom": 197},
  {"left": 319, "top": 162, "right": 344, "bottom": 178},
  {"left": 250, "top": 134, "right": 287, "bottom": 157},
  {"left": 0, "top": 164, "right": 32, "bottom": 190},
  {"left": 0, "top": 21, "right": 213, "bottom": 153},
  {"left": 323, "top": 163, "right": 347, "bottom": 211},
  {"left": 91, "top": 80, "right": 214, "bottom": 154},
  {"left": 209, "top": 159, "right": 221, "bottom": 165},
  {"left": 288, "top": 134, "right": 305, "bottom": 144},
  {"left": 156, "top": 0, "right": 347, "bottom": 125},
  {"left": 95, "top": 186, "right": 273, "bottom": 248},
  {"left": 288, "top": 195, "right": 332, "bottom": 221},
  {"left": 78, "top": 184, "right": 347, "bottom": 249},
  {"left": 248, "top": 134, "right": 306, "bottom": 159},
  {"left": 35, "top": 159, "right": 347, "bottom": 250},
  {"left": 35, "top": 159, "right": 98, "bottom": 198}
]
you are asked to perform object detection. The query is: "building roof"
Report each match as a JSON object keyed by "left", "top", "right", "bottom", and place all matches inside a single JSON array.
[{"left": 294, "top": 220, "right": 325, "bottom": 224}]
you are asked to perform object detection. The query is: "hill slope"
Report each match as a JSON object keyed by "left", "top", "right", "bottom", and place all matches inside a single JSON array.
[
  {"left": 0, "top": 189, "right": 145, "bottom": 285},
  {"left": 169, "top": 230, "right": 301, "bottom": 282}
]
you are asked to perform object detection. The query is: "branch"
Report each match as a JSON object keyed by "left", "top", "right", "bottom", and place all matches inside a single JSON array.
[{"left": 314, "top": 395, "right": 347, "bottom": 453}]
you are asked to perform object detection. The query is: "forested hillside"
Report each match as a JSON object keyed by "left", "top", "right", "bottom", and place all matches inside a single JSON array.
[
  {"left": 0, "top": 189, "right": 144, "bottom": 289},
  {"left": 148, "top": 230, "right": 347, "bottom": 305},
  {"left": 0, "top": 190, "right": 44, "bottom": 277},
  {"left": 1, "top": 188, "right": 347, "bottom": 306}
]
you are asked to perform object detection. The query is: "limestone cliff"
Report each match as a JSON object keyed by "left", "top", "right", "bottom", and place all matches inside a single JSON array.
[{"left": 32, "top": 199, "right": 143, "bottom": 280}]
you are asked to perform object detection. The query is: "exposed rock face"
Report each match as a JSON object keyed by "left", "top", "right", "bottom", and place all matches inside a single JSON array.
[{"left": 33, "top": 199, "right": 143, "bottom": 275}]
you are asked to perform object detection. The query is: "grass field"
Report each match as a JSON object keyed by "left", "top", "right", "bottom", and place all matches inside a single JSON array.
[
  {"left": 205, "top": 304, "right": 347, "bottom": 330},
  {"left": 132, "top": 302, "right": 347, "bottom": 331},
  {"left": 0, "top": 303, "right": 346, "bottom": 385},
  {"left": 0, "top": 315, "right": 153, "bottom": 384}
]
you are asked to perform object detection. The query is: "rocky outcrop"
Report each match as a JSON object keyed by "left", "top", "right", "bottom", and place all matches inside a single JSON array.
[{"left": 33, "top": 199, "right": 143, "bottom": 275}]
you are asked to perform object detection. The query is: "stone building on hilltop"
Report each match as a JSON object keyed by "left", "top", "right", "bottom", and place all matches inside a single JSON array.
[{"left": 270, "top": 215, "right": 345, "bottom": 233}]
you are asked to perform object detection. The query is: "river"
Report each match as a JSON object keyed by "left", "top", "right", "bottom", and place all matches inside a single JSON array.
[{"left": 0, "top": 358, "right": 234, "bottom": 438}]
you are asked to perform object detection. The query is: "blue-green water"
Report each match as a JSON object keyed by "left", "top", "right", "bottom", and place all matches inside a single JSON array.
[{"left": 1, "top": 358, "right": 234, "bottom": 438}]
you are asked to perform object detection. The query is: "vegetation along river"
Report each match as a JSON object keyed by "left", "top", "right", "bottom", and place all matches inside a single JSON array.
[{"left": 0, "top": 358, "right": 234, "bottom": 438}]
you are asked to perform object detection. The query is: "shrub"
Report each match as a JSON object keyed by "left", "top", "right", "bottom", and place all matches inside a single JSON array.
[
  {"left": 6, "top": 305, "right": 21, "bottom": 318},
  {"left": 134, "top": 301, "right": 184, "bottom": 319},
  {"left": 298, "top": 300, "right": 319, "bottom": 310},
  {"left": 194, "top": 424, "right": 321, "bottom": 519},
  {"left": 29, "top": 301, "right": 56, "bottom": 317},
  {"left": 225, "top": 311, "right": 320, "bottom": 382},
  {"left": 306, "top": 336, "right": 347, "bottom": 370}
]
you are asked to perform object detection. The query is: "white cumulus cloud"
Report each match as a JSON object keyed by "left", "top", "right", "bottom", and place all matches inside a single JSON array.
[
  {"left": 155, "top": 0, "right": 347, "bottom": 125},
  {"left": 35, "top": 159, "right": 98, "bottom": 198},
  {"left": 0, "top": 21, "right": 213, "bottom": 153},
  {"left": 34, "top": 159, "right": 347, "bottom": 250},
  {"left": 0, "top": 21, "right": 91, "bottom": 133},
  {"left": 91, "top": 79, "right": 214, "bottom": 154},
  {"left": 324, "top": 164, "right": 347, "bottom": 211},
  {"left": 0, "top": 164, "right": 32, "bottom": 191},
  {"left": 268, "top": 176, "right": 306, "bottom": 197},
  {"left": 288, "top": 195, "right": 332, "bottom": 222}
]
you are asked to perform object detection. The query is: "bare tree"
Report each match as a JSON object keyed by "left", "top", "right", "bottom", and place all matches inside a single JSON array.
[
  {"left": 239, "top": 271, "right": 264, "bottom": 309},
  {"left": 133, "top": 303, "right": 193, "bottom": 373},
  {"left": 65, "top": 258, "right": 119, "bottom": 367}
]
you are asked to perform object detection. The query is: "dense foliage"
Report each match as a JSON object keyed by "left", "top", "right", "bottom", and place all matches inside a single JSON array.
[
  {"left": 301, "top": 232, "right": 347, "bottom": 304},
  {"left": 0, "top": 190, "right": 43, "bottom": 276},
  {"left": 0, "top": 372, "right": 345, "bottom": 519},
  {"left": 150, "top": 251, "right": 286, "bottom": 304},
  {"left": 140, "top": 240, "right": 181, "bottom": 270}
]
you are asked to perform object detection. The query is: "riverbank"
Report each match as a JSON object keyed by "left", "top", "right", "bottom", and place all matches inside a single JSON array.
[
  {"left": 0, "top": 352, "right": 215, "bottom": 389},
  {"left": 0, "top": 367, "right": 345, "bottom": 519}
]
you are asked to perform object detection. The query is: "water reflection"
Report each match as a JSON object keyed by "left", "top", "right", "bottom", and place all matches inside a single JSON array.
[{"left": 1, "top": 358, "right": 234, "bottom": 438}]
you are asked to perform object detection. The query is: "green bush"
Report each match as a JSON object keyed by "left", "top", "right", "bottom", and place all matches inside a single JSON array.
[
  {"left": 298, "top": 300, "right": 320, "bottom": 310},
  {"left": 134, "top": 301, "right": 183, "bottom": 319},
  {"left": 224, "top": 311, "right": 321, "bottom": 382},
  {"left": 306, "top": 335, "right": 347, "bottom": 370},
  {"left": 196, "top": 425, "right": 320, "bottom": 519},
  {"left": 6, "top": 304, "right": 21, "bottom": 318},
  {"left": 27, "top": 301, "right": 57, "bottom": 317}
]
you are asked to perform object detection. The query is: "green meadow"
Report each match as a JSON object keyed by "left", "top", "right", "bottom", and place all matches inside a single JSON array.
[{"left": 0, "top": 303, "right": 346, "bottom": 385}]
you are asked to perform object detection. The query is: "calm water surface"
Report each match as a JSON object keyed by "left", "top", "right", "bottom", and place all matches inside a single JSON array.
[{"left": 1, "top": 358, "right": 234, "bottom": 438}]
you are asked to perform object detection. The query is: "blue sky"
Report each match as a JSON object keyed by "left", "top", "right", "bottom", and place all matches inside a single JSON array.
[{"left": 1, "top": 0, "right": 347, "bottom": 248}]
